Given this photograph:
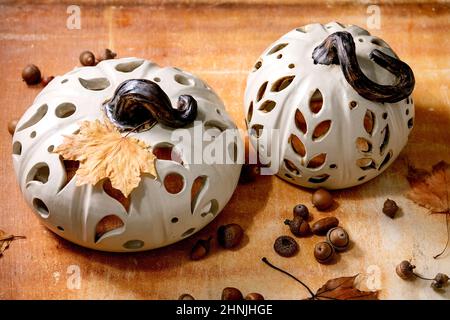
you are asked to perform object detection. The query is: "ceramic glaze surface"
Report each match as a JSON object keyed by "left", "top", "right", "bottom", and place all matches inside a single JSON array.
[
  {"left": 12, "top": 57, "right": 242, "bottom": 252},
  {"left": 244, "top": 22, "right": 414, "bottom": 189}
]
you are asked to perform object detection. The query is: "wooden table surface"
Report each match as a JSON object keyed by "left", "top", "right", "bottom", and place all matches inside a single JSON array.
[{"left": 0, "top": 1, "right": 449, "bottom": 300}]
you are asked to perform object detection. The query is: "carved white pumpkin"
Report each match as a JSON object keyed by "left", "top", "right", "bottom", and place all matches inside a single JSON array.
[
  {"left": 12, "top": 57, "right": 242, "bottom": 252},
  {"left": 244, "top": 22, "right": 415, "bottom": 189}
]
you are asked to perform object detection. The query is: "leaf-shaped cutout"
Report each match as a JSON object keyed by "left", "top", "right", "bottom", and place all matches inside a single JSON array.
[
  {"left": 95, "top": 215, "right": 124, "bottom": 242},
  {"left": 115, "top": 60, "right": 144, "bottom": 73},
  {"left": 78, "top": 77, "right": 110, "bottom": 91},
  {"left": 251, "top": 124, "right": 264, "bottom": 138},
  {"left": 356, "top": 137, "right": 372, "bottom": 152},
  {"left": 284, "top": 159, "right": 300, "bottom": 175},
  {"left": 259, "top": 100, "right": 276, "bottom": 113},
  {"left": 58, "top": 159, "right": 80, "bottom": 192},
  {"left": 312, "top": 120, "right": 331, "bottom": 140},
  {"left": 17, "top": 104, "right": 48, "bottom": 132},
  {"left": 191, "top": 176, "right": 208, "bottom": 213},
  {"left": 271, "top": 76, "right": 294, "bottom": 92},
  {"left": 13, "top": 141, "right": 22, "bottom": 155},
  {"left": 307, "top": 153, "right": 327, "bottom": 169},
  {"left": 379, "top": 125, "right": 390, "bottom": 155},
  {"left": 289, "top": 134, "right": 306, "bottom": 157},
  {"left": 247, "top": 102, "right": 253, "bottom": 123},
  {"left": 308, "top": 174, "right": 330, "bottom": 183},
  {"left": 378, "top": 150, "right": 393, "bottom": 171},
  {"left": 295, "top": 109, "right": 307, "bottom": 134},
  {"left": 408, "top": 118, "right": 414, "bottom": 129},
  {"left": 26, "top": 162, "right": 50, "bottom": 184},
  {"left": 363, "top": 110, "right": 375, "bottom": 135},
  {"left": 356, "top": 158, "right": 376, "bottom": 170},
  {"left": 256, "top": 81, "right": 268, "bottom": 102},
  {"left": 103, "top": 179, "right": 131, "bottom": 212},
  {"left": 267, "top": 43, "right": 288, "bottom": 55},
  {"left": 309, "top": 89, "right": 323, "bottom": 113}
]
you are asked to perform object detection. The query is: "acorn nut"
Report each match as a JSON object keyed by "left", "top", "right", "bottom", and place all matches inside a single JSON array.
[
  {"left": 312, "top": 188, "right": 333, "bottom": 211},
  {"left": 222, "top": 287, "right": 243, "bottom": 300},
  {"left": 274, "top": 236, "right": 299, "bottom": 257},
  {"left": 284, "top": 216, "right": 310, "bottom": 237},
  {"left": 326, "top": 227, "right": 349, "bottom": 251},
  {"left": 245, "top": 293, "right": 265, "bottom": 300},
  {"left": 293, "top": 204, "right": 309, "bottom": 220},
  {"left": 311, "top": 216, "right": 339, "bottom": 235},
  {"left": 314, "top": 241, "right": 335, "bottom": 264},
  {"left": 395, "top": 260, "right": 416, "bottom": 280}
]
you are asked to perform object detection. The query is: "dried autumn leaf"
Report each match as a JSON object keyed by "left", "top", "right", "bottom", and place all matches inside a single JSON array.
[
  {"left": 407, "top": 161, "right": 450, "bottom": 214},
  {"left": 315, "top": 275, "right": 379, "bottom": 300},
  {"left": 406, "top": 161, "right": 450, "bottom": 258},
  {"left": 0, "top": 229, "right": 26, "bottom": 257},
  {"left": 54, "top": 119, "right": 156, "bottom": 197}
]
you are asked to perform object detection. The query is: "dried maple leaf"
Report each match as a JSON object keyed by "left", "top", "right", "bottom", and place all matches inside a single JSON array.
[
  {"left": 315, "top": 275, "right": 378, "bottom": 300},
  {"left": 0, "top": 229, "right": 26, "bottom": 257},
  {"left": 54, "top": 119, "right": 156, "bottom": 197},
  {"left": 406, "top": 161, "right": 450, "bottom": 258}
]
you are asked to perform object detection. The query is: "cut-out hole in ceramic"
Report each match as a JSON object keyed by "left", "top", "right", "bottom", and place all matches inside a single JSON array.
[
  {"left": 181, "top": 228, "right": 196, "bottom": 238},
  {"left": 364, "top": 110, "right": 375, "bottom": 135},
  {"left": 284, "top": 159, "right": 300, "bottom": 175},
  {"left": 307, "top": 153, "right": 326, "bottom": 169},
  {"left": 268, "top": 43, "right": 288, "bottom": 55},
  {"left": 200, "top": 199, "right": 219, "bottom": 217},
  {"left": 309, "top": 89, "right": 323, "bottom": 113},
  {"left": 78, "top": 77, "right": 110, "bottom": 91},
  {"left": 250, "top": 124, "right": 264, "bottom": 138},
  {"left": 26, "top": 162, "right": 50, "bottom": 184},
  {"left": 312, "top": 120, "right": 331, "bottom": 140},
  {"left": 289, "top": 134, "right": 306, "bottom": 157},
  {"left": 59, "top": 159, "right": 80, "bottom": 192},
  {"left": 33, "top": 198, "right": 49, "bottom": 218},
  {"left": 247, "top": 102, "right": 253, "bottom": 123},
  {"left": 295, "top": 109, "right": 307, "bottom": 134},
  {"left": 380, "top": 125, "right": 390, "bottom": 155},
  {"left": 115, "top": 60, "right": 144, "bottom": 72},
  {"left": 257, "top": 81, "right": 268, "bottom": 102},
  {"left": 378, "top": 150, "right": 393, "bottom": 171},
  {"left": 191, "top": 175, "right": 208, "bottom": 214},
  {"left": 174, "top": 74, "right": 194, "bottom": 86},
  {"left": 308, "top": 174, "right": 330, "bottom": 183},
  {"left": 271, "top": 76, "right": 294, "bottom": 92},
  {"left": 356, "top": 158, "right": 376, "bottom": 170},
  {"left": 164, "top": 173, "right": 185, "bottom": 194},
  {"left": 259, "top": 100, "right": 276, "bottom": 113},
  {"left": 95, "top": 215, "right": 125, "bottom": 242},
  {"left": 55, "top": 103, "right": 76, "bottom": 118},
  {"left": 13, "top": 141, "right": 22, "bottom": 155},
  {"left": 17, "top": 104, "right": 48, "bottom": 132},
  {"left": 153, "top": 143, "right": 183, "bottom": 164},
  {"left": 123, "top": 240, "right": 144, "bottom": 249},
  {"left": 356, "top": 137, "right": 372, "bottom": 152}
]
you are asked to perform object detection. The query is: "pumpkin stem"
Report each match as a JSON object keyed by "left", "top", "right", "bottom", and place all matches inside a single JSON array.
[
  {"left": 312, "top": 31, "right": 415, "bottom": 103},
  {"left": 104, "top": 79, "right": 198, "bottom": 131}
]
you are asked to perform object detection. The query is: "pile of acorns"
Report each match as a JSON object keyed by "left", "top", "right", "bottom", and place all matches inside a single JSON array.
[{"left": 273, "top": 188, "right": 350, "bottom": 264}]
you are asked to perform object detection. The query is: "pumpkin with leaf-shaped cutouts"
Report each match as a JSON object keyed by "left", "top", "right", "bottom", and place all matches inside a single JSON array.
[
  {"left": 244, "top": 22, "right": 415, "bottom": 189},
  {"left": 12, "top": 57, "right": 242, "bottom": 252}
]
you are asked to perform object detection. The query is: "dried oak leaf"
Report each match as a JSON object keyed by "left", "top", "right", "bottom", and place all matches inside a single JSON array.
[
  {"left": 406, "top": 161, "right": 449, "bottom": 214},
  {"left": 54, "top": 119, "right": 156, "bottom": 197},
  {"left": 314, "top": 275, "right": 378, "bottom": 300},
  {"left": 0, "top": 229, "right": 25, "bottom": 257},
  {"left": 407, "top": 161, "right": 450, "bottom": 258}
]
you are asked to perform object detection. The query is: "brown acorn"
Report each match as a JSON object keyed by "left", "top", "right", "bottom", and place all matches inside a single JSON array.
[{"left": 284, "top": 216, "right": 310, "bottom": 237}]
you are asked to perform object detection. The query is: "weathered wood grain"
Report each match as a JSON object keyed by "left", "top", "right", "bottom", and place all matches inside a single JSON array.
[{"left": 0, "top": 2, "right": 449, "bottom": 300}]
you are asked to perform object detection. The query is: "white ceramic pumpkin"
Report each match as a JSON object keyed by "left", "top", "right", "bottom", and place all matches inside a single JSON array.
[
  {"left": 244, "top": 22, "right": 415, "bottom": 189},
  {"left": 12, "top": 57, "right": 242, "bottom": 252}
]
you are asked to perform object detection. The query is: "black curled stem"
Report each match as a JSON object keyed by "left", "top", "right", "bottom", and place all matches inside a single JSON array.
[
  {"left": 104, "top": 79, "right": 198, "bottom": 131},
  {"left": 312, "top": 31, "right": 415, "bottom": 103}
]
